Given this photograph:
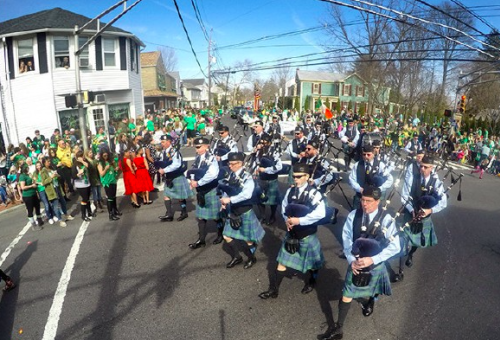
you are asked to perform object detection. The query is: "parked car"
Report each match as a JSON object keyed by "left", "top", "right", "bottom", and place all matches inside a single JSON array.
[{"left": 230, "top": 106, "right": 245, "bottom": 119}]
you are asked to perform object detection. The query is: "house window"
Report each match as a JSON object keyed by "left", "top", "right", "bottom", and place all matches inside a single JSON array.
[
  {"left": 312, "top": 83, "right": 320, "bottom": 94},
  {"left": 108, "top": 103, "right": 130, "bottom": 121},
  {"left": 54, "top": 36, "right": 70, "bottom": 69},
  {"left": 102, "top": 38, "right": 116, "bottom": 67},
  {"left": 78, "top": 37, "right": 90, "bottom": 67},
  {"left": 18, "top": 38, "right": 35, "bottom": 73},
  {"left": 131, "top": 43, "right": 136, "bottom": 71},
  {"left": 92, "top": 108, "right": 105, "bottom": 132},
  {"left": 58, "top": 109, "right": 80, "bottom": 131},
  {"left": 343, "top": 84, "right": 351, "bottom": 96}
]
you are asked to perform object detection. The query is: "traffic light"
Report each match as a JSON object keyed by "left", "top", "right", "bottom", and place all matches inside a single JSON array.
[{"left": 459, "top": 95, "right": 466, "bottom": 113}]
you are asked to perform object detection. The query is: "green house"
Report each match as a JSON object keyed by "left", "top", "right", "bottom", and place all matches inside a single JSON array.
[{"left": 294, "top": 70, "right": 391, "bottom": 114}]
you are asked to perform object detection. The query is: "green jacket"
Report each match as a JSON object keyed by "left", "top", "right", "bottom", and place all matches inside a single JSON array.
[{"left": 40, "top": 168, "right": 57, "bottom": 201}]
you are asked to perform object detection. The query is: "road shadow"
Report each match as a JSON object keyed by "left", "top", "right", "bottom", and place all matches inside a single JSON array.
[{"left": 0, "top": 240, "right": 38, "bottom": 338}]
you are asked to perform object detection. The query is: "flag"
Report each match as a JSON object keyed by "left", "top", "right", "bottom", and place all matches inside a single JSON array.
[
  {"left": 315, "top": 97, "right": 322, "bottom": 110},
  {"left": 324, "top": 106, "right": 333, "bottom": 119}
]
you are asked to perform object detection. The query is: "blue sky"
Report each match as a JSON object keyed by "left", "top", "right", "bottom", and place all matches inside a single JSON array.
[{"left": 1, "top": 0, "right": 500, "bottom": 81}]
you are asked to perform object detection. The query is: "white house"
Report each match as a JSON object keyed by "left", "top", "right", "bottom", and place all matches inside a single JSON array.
[
  {"left": 0, "top": 7, "right": 145, "bottom": 147},
  {"left": 181, "top": 78, "right": 208, "bottom": 108}
]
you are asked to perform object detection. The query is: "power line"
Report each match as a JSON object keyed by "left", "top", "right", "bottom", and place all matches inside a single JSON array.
[
  {"left": 171, "top": 0, "right": 207, "bottom": 78},
  {"left": 450, "top": 0, "right": 498, "bottom": 33},
  {"left": 191, "top": 0, "right": 209, "bottom": 42}
]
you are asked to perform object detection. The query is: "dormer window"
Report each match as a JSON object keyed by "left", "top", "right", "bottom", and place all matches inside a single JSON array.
[
  {"left": 18, "top": 38, "right": 35, "bottom": 73},
  {"left": 54, "top": 36, "right": 70, "bottom": 69}
]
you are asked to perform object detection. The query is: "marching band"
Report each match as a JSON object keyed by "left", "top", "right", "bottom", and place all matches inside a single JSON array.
[{"left": 149, "top": 112, "right": 459, "bottom": 340}]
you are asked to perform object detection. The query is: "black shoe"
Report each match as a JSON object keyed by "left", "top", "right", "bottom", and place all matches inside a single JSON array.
[
  {"left": 266, "top": 217, "right": 276, "bottom": 226},
  {"left": 109, "top": 214, "right": 120, "bottom": 221},
  {"left": 177, "top": 213, "right": 188, "bottom": 221},
  {"left": 317, "top": 324, "right": 343, "bottom": 340},
  {"left": 152, "top": 188, "right": 159, "bottom": 192},
  {"left": 64, "top": 196, "right": 71, "bottom": 202},
  {"left": 362, "top": 298, "right": 375, "bottom": 317},
  {"left": 188, "top": 239, "right": 206, "bottom": 249},
  {"left": 331, "top": 209, "right": 339, "bottom": 225},
  {"left": 213, "top": 233, "right": 224, "bottom": 245},
  {"left": 393, "top": 272, "right": 404, "bottom": 282},
  {"left": 226, "top": 257, "right": 243, "bottom": 268},
  {"left": 243, "top": 257, "right": 257, "bottom": 269},
  {"left": 301, "top": 281, "right": 316, "bottom": 294},
  {"left": 258, "top": 289, "right": 279, "bottom": 299},
  {"left": 405, "top": 255, "right": 413, "bottom": 268},
  {"left": 132, "top": 202, "right": 141, "bottom": 208},
  {"left": 159, "top": 215, "right": 174, "bottom": 222}
]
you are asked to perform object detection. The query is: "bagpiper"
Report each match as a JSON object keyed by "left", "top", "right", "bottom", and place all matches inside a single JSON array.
[
  {"left": 259, "top": 163, "right": 327, "bottom": 299},
  {"left": 318, "top": 186, "right": 400, "bottom": 340},
  {"left": 211, "top": 125, "right": 239, "bottom": 167},
  {"left": 157, "top": 135, "right": 193, "bottom": 222},
  {"left": 339, "top": 119, "right": 359, "bottom": 172},
  {"left": 219, "top": 152, "right": 266, "bottom": 269},
  {"left": 187, "top": 137, "right": 224, "bottom": 248}
]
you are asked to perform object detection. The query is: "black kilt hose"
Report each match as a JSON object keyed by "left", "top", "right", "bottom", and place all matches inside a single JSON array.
[
  {"left": 258, "top": 178, "right": 280, "bottom": 206},
  {"left": 276, "top": 232, "right": 324, "bottom": 273},
  {"left": 223, "top": 206, "right": 265, "bottom": 243},
  {"left": 195, "top": 188, "right": 221, "bottom": 220},
  {"left": 402, "top": 210, "right": 438, "bottom": 248},
  {"left": 343, "top": 262, "right": 392, "bottom": 299}
]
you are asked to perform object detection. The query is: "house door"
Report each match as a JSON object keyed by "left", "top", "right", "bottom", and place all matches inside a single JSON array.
[{"left": 88, "top": 106, "right": 106, "bottom": 135}]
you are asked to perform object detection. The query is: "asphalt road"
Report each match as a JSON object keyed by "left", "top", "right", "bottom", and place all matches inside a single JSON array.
[{"left": 1, "top": 116, "right": 499, "bottom": 340}]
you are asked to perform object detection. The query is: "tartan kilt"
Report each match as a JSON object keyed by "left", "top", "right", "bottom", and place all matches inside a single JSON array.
[
  {"left": 164, "top": 176, "right": 194, "bottom": 200},
  {"left": 343, "top": 263, "right": 392, "bottom": 299},
  {"left": 223, "top": 207, "right": 265, "bottom": 243},
  {"left": 402, "top": 211, "right": 438, "bottom": 248},
  {"left": 276, "top": 232, "right": 324, "bottom": 273},
  {"left": 196, "top": 188, "right": 221, "bottom": 220},
  {"left": 259, "top": 178, "right": 280, "bottom": 206}
]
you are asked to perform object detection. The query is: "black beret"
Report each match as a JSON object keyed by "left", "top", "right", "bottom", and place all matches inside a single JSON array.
[
  {"left": 294, "top": 126, "right": 304, "bottom": 133},
  {"left": 372, "top": 139, "right": 381, "bottom": 147},
  {"left": 194, "top": 137, "right": 210, "bottom": 145},
  {"left": 293, "top": 163, "right": 310, "bottom": 174},
  {"left": 307, "top": 139, "right": 320, "bottom": 150},
  {"left": 218, "top": 125, "right": 229, "bottom": 132},
  {"left": 253, "top": 120, "right": 264, "bottom": 127},
  {"left": 227, "top": 152, "right": 245, "bottom": 162},
  {"left": 347, "top": 119, "right": 354, "bottom": 123},
  {"left": 160, "top": 134, "right": 172, "bottom": 141},
  {"left": 360, "top": 125, "right": 366, "bottom": 130},
  {"left": 260, "top": 133, "right": 272, "bottom": 142},
  {"left": 416, "top": 148, "right": 425, "bottom": 155},
  {"left": 421, "top": 155, "right": 435, "bottom": 165},
  {"left": 363, "top": 144, "right": 374, "bottom": 153},
  {"left": 362, "top": 186, "right": 382, "bottom": 200},
  {"left": 315, "top": 121, "right": 322, "bottom": 126}
]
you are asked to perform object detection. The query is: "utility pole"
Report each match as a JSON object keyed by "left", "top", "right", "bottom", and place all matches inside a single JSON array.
[
  {"left": 207, "top": 29, "right": 212, "bottom": 109},
  {"left": 73, "top": 0, "right": 144, "bottom": 151}
]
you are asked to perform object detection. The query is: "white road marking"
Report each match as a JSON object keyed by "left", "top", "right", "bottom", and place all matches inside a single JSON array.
[
  {"left": 42, "top": 221, "right": 91, "bottom": 340},
  {"left": 0, "top": 223, "right": 31, "bottom": 267}
]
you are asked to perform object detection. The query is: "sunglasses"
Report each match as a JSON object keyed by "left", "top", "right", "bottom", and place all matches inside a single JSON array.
[
  {"left": 420, "top": 165, "right": 431, "bottom": 169},
  {"left": 363, "top": 153, "right": 373, "bottom": 156},
  {"left": 295, "top": 132, "right": 302, "bottom": 135},
  {"left": 292, "top": 174, "right": 306, "bottom": 179},
  {"left": 195, "top": 146, "right": 202, "bottom": 149},
  {"left": 219, "top": 132, "right": 226, "bottom": 135},
  {"left": 306, "top": 147, "right": 314, "bottom": 151}
]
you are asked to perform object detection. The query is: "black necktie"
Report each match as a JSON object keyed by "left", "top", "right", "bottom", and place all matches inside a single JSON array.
[{"left": 366, "top": 162, "right": 371, "bottom": 174}]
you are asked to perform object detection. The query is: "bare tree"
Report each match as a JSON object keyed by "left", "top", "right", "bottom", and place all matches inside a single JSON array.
[
  {"left": 230, "top": 59, "right": 255, "bottom": 106},
  {"left": 157, "top": 46, "right": 178, "bottom": 72},
  {"left": 272, "top": 63, "right": 292, "bottom": 109}
]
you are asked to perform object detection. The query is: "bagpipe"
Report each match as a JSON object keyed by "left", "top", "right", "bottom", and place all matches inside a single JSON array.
[
  {"left": 402, "top": 173, "right": 464, "bottom": 242},
  {"left": 217, "top": 171, "right": 263, "bottom": 207}
]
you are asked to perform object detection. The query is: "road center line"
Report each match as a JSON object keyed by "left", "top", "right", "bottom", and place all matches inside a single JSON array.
[
  {"left": 0, "top": 223, "right": 31, "bottom": 267},
  {"left": 42, "top": 221, "right": 90, "bottom": 340}
]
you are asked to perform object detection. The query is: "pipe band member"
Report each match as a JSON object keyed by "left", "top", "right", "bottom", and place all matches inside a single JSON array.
[
  {"left": 211, "top": 125, "right": 239, "bottom": 167},
  {"left": 397, "top": 154, "right": 447, "bottom": 276},
  {"left": 219, "top": 152, "right": 265, "bottom": 270},
  {"left": 339, "top": 119, "right": 360, "bottom": 172},
  {"left": 246, "top": 120, "right": 265, "bottom": 152},
  {"left": 259, "top": 163, "right": 326, "bottom": 300},
  {"left": 348, "top": 144, "right": 393, "bottom": 211},
  {"left": 254, "top": 133, "right": 283, "bottom": 225},
  {"left": 300, "top": 138, "right": 337, "bottom": 194},
  {"left": 188, "top": 137, "right": 224, "bottom": 249},
  {"left": 318, "top": 186, "right": 400, "bottom": 340},
  {"left": 157, "top": 134, "right": 193, "bottom": 222}
]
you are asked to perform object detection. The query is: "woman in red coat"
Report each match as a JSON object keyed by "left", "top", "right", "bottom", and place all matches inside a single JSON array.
[
  {"left": 133, "top": 147, "right": 154, "bottom": 204},
  {"left": 120, "top": 149, "right": 140, "bottom": 207}
]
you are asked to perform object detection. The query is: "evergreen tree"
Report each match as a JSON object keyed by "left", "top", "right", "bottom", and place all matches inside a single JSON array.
[{"left": 304, "top": 95, "right": 310, "bottom": 111}]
